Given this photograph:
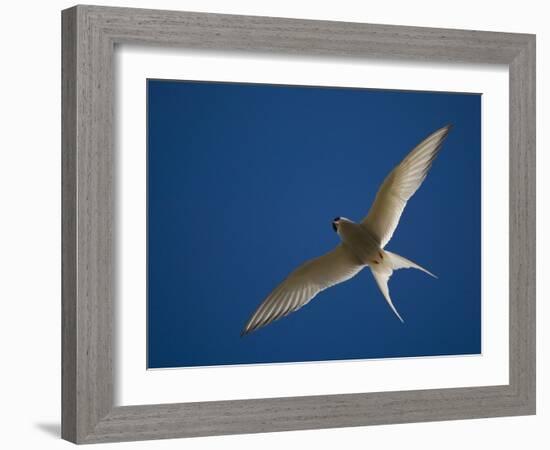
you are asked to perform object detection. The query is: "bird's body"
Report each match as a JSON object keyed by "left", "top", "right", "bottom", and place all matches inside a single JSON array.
[
  {"left": 241, "top": 124, "right": 452, "bottom": 336},
  {"left": 337, "top": 219, "right": 382, "bottom": 265}
]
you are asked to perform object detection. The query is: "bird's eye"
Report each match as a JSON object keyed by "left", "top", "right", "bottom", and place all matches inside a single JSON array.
[{"left": 333, "top": 217, "right": 341, "bottom": 222}]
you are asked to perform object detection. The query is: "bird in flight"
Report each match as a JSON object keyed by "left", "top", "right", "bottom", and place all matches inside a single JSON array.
[{"left": 241, "top": 124, "right": 452, "bottom": 336}]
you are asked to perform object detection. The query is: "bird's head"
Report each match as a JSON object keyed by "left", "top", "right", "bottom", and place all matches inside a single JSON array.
[
  {"left": 332, "top": 217, "right": 341, "bottom": 232},
  {"left": 332, "top": 217, "right": 353, "bottom": 233}
]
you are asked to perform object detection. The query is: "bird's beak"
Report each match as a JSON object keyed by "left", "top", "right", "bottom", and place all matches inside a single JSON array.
[{"left": 332, "top": 222, "right": 338, "bottom": 232}]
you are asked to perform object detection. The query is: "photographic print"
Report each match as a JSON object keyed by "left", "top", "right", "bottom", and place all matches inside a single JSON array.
[{"left": 147, "top": 80, "right": 481, "bottom": 369}]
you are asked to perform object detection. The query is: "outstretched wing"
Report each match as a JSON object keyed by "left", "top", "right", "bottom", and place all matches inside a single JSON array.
[
  {"left": 362, "top": 125, "right": 452, "bottom": 248},
  {"left": 242, "top": 245, "right": 363, "bottom": 336}
]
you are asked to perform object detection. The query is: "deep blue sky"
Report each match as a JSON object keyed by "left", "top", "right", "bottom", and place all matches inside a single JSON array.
[{"left": 147, "top": 79, "right": 481, "bottom": 369}]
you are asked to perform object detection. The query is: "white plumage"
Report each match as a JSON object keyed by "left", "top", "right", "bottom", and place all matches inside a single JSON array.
[
  {"left": 362, "top": 125, "right": 451, "bottom": 247},
  {"left": 241, "top": 124, "right": 451, "bottom": 336},
  {"left": 242, "top": 245, "right": 363, "bottom": 335}
]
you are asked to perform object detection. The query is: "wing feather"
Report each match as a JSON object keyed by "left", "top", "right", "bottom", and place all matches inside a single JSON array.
[
  {"left": 362, "top": 125, "right": 452, "bottom": 247},
  {"left": 241, "top": 245, "right": 363, "bottom": 335}
]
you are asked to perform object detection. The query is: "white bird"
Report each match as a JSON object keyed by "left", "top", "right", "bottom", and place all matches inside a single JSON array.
[{"left": 241, "top": 124, "right": 452, "bottom": 336}]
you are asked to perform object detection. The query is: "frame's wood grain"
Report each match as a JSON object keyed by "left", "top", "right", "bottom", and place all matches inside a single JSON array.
[
  {"left": 61, "top": 5, "right": 536, "bottom": 444},
  {"left": 61, "top": 6, "right": 78, "bottom": 443}
]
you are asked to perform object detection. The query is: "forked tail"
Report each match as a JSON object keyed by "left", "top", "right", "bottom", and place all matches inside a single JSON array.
[{"left": 370, "top": 250, "right": 436, "bottom": 322}]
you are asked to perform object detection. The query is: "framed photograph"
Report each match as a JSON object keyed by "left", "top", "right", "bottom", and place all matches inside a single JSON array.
[{"left": 61, "top": 5, "right": 536, "bottom": 444}]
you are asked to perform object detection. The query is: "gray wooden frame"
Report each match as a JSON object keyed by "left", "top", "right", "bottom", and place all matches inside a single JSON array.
[{"left": 61, "top": 4, "right": 536, "bottom": 444}]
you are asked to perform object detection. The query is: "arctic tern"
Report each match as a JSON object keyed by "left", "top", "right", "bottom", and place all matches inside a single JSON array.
[{"left": 241, "top": 124, "right": 452, "bottom": 336}]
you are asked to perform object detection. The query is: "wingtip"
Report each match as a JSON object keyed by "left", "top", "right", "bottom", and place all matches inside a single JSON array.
[
  {"left": 241, "top": 324, "right": 258, "bottom": 337},
  {"left": 425, "top": 269, "right": 438, "bottom": 279},
  {"left": 443, "top": 123, "right": 453, "bottom": 134}
]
